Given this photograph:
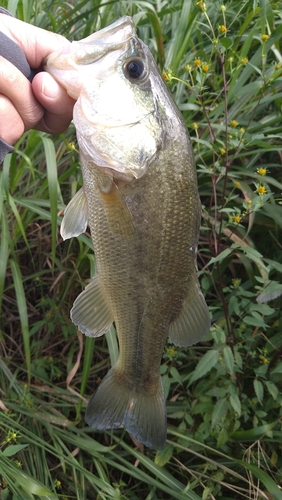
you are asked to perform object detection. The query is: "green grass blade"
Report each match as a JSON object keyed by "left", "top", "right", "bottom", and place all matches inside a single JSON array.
[
  {"left": 105, "top": 325, "right": 119, "bottom": 366},
  {"left": 41, "top": 136, "right": 59, "bottom": 268},
  {"left": 10, "top": 258, "right": 30, "bottom": 383},
  {"left": 0, "top": 206, "right": 9, "bottom": 314},
  {"left": 77, "top": 336, "right": 95, "bottom": 418}
]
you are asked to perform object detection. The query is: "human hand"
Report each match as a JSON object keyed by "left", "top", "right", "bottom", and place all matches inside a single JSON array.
[{"left": 0, "top": 14, "right": 75, "bottom": 146}]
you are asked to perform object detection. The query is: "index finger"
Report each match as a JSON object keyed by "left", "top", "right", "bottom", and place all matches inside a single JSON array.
[{"left": 0, "top": 14, "right": 70, "bottom": 68}]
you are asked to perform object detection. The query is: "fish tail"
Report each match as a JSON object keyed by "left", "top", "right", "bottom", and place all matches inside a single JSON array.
[{"left": 85, "top": 366, "right": 167, "bottom": 449}]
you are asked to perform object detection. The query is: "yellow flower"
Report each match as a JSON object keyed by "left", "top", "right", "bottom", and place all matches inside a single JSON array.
[
  {"left": 196, "top": 1, "right": 206, "bottom": 12},
  {"left": 67, "top": 142, "right": 77, "bottom": 152},
  {"left": 185, "top": 64, "right": 192, "bottom": 72},
  {"left": 162, "top": 69, "right": 172, "bottom": 82},
  {"left": 169, "top": 348, "right": 175, "bottom": 355},
  {"left": 232, "top": 278, "right": 241, "bottom": 287},
  {"left": 234, "top": 215, "right": 242, "bottom": 224},
  {"left": 219, "top": 148, "right": 226, "bottom": 154},
  {"left": 257, "top": 185, "right": 267, "bottom": 195},
  {"left": 231, "top": 120, "right": 238, "bottom": 127},
  {"left": 234, "top": 181, "right": 241, "bottom": 187},
  {"left": 257, "top": 167, "right": 267, "bottom": 176},
  {"left": 192, "top": 122, "right": 198, "bottom": 130},
  {"left": 262, "top": 357, "right": 269, "bottom": 364},
  {"left": 240, "top": 57, "right": 249, "bottom": 65},
  {"left": 201, "top": 63, "right": 209, "bottom": 72},
  {"left": 246, "top": 199, "right": 252, "bottom": 206},
  {"left": 261, "top": 34, "right": 269, "bottom": 42},
  {"left": 218, "top": 25, "right": 227, "bottom": 34},
  {"left": 275, "top": 63, "right": 281, "bottom": 70},
  {"left": 194, "top": 58, "right": 201, "bottom": 68}
]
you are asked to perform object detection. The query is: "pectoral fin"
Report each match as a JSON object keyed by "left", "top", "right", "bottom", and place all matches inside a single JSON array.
[
  {"left": 61, "top": 187, "right": 88, "bottom": 240},
  {"left": 71, "top": 275, "right": 113, "bottom": 337},
  {"left": 97, "top": 173, "right": 135, "bottom": 239},
  {"left": 169, "top": 274, "right": 210, "bottom": 347}
]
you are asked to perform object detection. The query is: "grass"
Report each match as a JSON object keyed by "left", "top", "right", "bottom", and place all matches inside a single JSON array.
[{"left": 1, "top": 0, "right": 282, "bottom": 498}]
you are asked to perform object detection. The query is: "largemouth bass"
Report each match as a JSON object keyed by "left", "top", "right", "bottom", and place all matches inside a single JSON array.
[{"left": 45, "top": 16, "right": 210, "bottom": 449}]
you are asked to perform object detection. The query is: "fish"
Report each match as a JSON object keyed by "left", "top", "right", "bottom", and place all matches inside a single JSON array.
[{"left": 44, "top": 16, "right": 210, "bottom": 450}]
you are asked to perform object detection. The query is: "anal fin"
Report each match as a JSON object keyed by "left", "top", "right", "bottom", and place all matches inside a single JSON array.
[
  {"left": 71, "top": 275, "right": 113, "bottom": 337},
  {"left": 169, "top": 273, "right": 210, "bottom": 347}
]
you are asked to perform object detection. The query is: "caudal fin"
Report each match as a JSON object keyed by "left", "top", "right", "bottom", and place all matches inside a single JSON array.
[{"left": 85, "top": 366, "right": 166, "bottom": 450}]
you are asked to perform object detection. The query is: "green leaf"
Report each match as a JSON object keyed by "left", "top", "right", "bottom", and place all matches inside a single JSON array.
[
  {"left": 243, "top": 315, "right": 267, "bottom": 328},
  {"left": 264, "top": 381, "right": 279, "bottom": 401},
  {"left": 10, "top": 259, "right": 30, "bottom": 382},
  {"left": 0, "top": 205, "right": 9, "bottom": 313},
  {"left": 154, "top": 443, "right": 173, "bottom": 467},
  {"left": 211, "top": 397, "right": 228, "bottom": 429},
  {"left": 223, "top": 346, "right": 234, "bottom": 374},
  {"left": 253, "top": 379, "right": 264, "bottom": 404},
  {"left": 202, "top": 487, "right": 212, "bottom": 500},
  {"left": 2, "top": 444, "right": 28, "bottom": 457},
  {"left": 105, "top": 325, "right": 119, "bottom": 367},
  {"left": 271, "top": 361, "right": 282, "bottom": 374},
  {"left": 229, "top": 393, "right": 241, "bottom": 417},
  {"left": 189, "top": 350, "right": 220, "bottom": 385},
  {"left": 257, "top": 281, "right": 282, "bottom": 303},
  {"left": 12, "top": 469, "right": 55, "bottom": 496},
  {"left": 219, "top": 37, "right": 233, "bottom": 50},
  {"left": 170, "top": 366, "right": 183, "bottom": 385},
  {"left": 208, "top": 248, "right": 232, "bottom": 265},
  {"left": 41, "top": 136, "right": 59, "bottom": 268}
]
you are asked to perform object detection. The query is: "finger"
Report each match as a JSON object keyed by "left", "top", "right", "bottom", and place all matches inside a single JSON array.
[
  {"left": 32, "top": 72, "right": 75, "bottom": 134},
  {"left": 0, "top": 55, "right": 43, "bottom": 129},
  {"left": 0, "top": 14, "right": 70, "bottom": 68},
  {"left": 0, "top": 95, "right": 24, "bottom": 144}
]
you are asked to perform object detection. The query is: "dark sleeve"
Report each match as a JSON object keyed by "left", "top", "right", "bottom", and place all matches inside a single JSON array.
[{"left": 0, "top": 7, "right": 37, "bottom": 162}]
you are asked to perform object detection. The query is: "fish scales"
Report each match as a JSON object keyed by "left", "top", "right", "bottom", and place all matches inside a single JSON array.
[{"left": 45, "top": 16, "right": 210, "bottom": 449}]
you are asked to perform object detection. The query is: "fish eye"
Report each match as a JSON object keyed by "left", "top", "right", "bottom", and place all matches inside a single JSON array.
[{"left": 124, "top": 58, "right": 145, "bottom": 81}]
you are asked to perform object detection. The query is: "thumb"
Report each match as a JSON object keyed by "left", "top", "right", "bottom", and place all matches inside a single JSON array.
[{"left": 32, "top": 71, "right": 75, "bottom": 134}]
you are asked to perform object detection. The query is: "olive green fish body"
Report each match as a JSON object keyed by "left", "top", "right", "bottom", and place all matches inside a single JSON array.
[{"left": 45, "top": 17, "right": 210, "bottom": 449}]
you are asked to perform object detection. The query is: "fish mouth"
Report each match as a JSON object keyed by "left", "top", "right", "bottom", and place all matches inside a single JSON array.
[
  {"left": 44, "top": 17, "right": 137, "bottom": 98},
  {"left": 81, "top": 16, "right": 135, "bottom": 47},
  {"left": 46, "top": 17, "right": 136, "bottom": 69}
]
